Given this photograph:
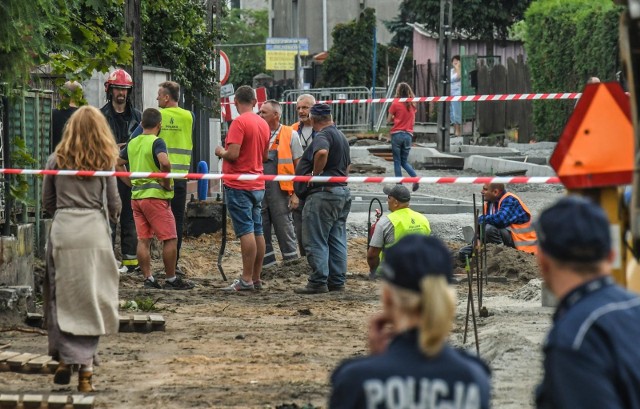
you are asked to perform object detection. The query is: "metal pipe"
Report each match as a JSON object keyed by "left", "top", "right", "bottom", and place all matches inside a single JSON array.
[
  {"left": 20, "top": 93, "right": 27, "bottom": 224},
  {"left": 34, "top": 92, "right": 41, "bottom": 253},
  {"left": 371, "top": 27, "right": 377, "bottom": 130},
  {"left": 322, "top": 0, "right": 328, "bottom": 51}
]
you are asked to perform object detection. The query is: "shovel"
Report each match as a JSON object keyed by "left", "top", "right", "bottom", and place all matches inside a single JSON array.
[{"left": 462, "top": 225, "right": 475, "bottom": 243}]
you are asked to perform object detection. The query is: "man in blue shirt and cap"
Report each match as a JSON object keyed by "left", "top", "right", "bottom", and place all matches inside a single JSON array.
[{"left": 535, "top": 196, "right": 640, "bottom": 409}]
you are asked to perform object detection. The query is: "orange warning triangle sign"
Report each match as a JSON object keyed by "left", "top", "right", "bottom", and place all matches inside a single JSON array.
[{"left": 550, "top": 82, "right": 633, "bottom": 189}]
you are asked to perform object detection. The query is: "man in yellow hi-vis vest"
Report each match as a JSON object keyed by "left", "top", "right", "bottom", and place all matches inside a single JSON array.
[
  {"left": 156, "top": 81, "right": 194, "bottom": 275},
  {"left": 367, "top": 185, "right": 431, "bottom": 277},
  {"left": 258, "top": 100, "right": 304, "bottom": 269}
]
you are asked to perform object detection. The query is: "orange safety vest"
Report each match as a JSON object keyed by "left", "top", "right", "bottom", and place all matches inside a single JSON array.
[
  {"left": 270, "top": 125, "right": 295, "bottom": 193},
  {"left": 483, "top": 192, "right": 538, "bottom": 254}
]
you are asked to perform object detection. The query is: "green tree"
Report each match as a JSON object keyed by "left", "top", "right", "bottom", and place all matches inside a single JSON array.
[
  {"left": 221, "top": 7, "right": 270, "bottom": 87},
  {"left": 0, "top": 0, "right": 131, "bottom": 89},
  {"left": 387, "top": 0, "right": 532, "bottom": 47},
  {"left": 141, "top": 0, "right": 217, "bottom": 104}
]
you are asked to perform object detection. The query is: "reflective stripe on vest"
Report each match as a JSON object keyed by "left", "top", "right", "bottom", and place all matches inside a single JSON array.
[
  {"left": 129, "top": 134, "right": 174, "bottom": 200},
  {"left": 380, "top": 208, "right": 431, "bottom": 261},
  {"left": 497, "top": 192, "right": 538, "bottom": 254},
  {"left": 160, "top": 107, "right": 193, "bottom": 174},
  {"left": 270, "top": 125, "right": 295, "bottom": 193}
]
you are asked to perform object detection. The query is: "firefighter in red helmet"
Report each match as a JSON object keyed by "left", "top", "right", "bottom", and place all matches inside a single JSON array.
[{"left": 100, "top": 68, "right": 141, "bottom": 273}]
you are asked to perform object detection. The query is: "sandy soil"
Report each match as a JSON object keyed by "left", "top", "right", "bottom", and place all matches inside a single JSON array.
[{"left": 1, "top": 232, "right": 552, "bottom": 409}]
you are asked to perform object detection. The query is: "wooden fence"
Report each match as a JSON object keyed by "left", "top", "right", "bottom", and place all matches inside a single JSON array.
[{"left": 414, "top": 55, "right": 534, "bottom": 142}]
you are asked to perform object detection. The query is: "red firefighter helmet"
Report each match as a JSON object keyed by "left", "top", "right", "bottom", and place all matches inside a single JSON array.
[{"left": 104, "top": 68, "right": 133, "bottom": 94}]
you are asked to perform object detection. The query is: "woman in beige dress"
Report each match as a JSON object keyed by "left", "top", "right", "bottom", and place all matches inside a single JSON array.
[{"left": 43, "top": 105, "right": 121, "bottom": 392}]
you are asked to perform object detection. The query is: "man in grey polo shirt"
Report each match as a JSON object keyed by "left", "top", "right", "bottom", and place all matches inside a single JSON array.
[{"left": 367, "top": 185, "right": 431, "bottom": 278}]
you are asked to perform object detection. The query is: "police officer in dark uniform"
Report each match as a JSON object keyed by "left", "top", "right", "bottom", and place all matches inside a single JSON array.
[
  {"left": 535, "top": 196, "right": 640, "bottom": 409},
  {"left": 330, "top": 234, "right": 491, "bottom": 409}
]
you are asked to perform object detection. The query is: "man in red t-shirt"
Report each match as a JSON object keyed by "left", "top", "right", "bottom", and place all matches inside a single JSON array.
[{"left": 215, "top": 85, "right": 270, "bottom": 291}]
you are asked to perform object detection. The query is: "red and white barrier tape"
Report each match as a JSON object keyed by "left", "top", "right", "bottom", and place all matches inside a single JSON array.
[
  {"left": 0, "top": 169, "right": 561, "bottom": 184},
  {"left": 222, "top": 92, "right": 582, "bottom": 105}
]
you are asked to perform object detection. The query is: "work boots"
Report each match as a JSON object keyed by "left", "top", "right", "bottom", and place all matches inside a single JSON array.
[
  {"left": 78, "top": 369, "right": 95, "bottom": 392},
  {"left": 53, "top": 362, "right": 72, "bottom": 385}
]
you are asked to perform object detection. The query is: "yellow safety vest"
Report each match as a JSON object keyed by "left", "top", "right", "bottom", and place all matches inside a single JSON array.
[
  {"left": 129, "top": 134, "right": 174, "bottom": 200},
  {"left": 160, "top": 107, "right": 193, "bottom": 174},
  {"left": 380, "top": 208, "right": 431, "bottom": 261}
]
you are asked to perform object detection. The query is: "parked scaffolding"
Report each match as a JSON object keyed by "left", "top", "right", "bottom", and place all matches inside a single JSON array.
[{"left": 281, "top": 87, "right": 386, "bottom": 132}]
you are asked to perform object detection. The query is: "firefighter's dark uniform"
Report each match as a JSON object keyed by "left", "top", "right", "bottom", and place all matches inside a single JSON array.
[{"left": 101, "top": 101, "right": 141, "bottom": 270}]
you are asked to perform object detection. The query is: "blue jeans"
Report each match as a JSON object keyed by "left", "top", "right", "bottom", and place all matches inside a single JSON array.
[
  {"left": 302, "top": 187, "right": 351, "bottom": 288},
  {"left": 450, "top": 101, "right": 462, "bottom": 125},
  {"left": 391, "top": 132, "right": 417, "bottom": 178},
  {"left": 224, "top": 187, "right": 265, "bottom": 237}
]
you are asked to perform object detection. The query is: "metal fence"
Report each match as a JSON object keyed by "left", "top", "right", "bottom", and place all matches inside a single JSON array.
[
  {"left": 0, "top": 97, "right": 5, "bottom": 225},
  {"left": 281, "top": 87, "right": 386, "bottom": 132},
  {"left": 0, "top": 90, "right": 53, "bottom": 249}
]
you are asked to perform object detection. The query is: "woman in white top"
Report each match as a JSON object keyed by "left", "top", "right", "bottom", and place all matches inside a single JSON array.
[{"left": 450, "top": 55, "right": 462, "bottom": 136}]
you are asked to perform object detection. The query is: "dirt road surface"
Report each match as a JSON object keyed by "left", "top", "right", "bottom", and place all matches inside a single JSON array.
[{"left": 1, "top": 233, "right": 552, "bottom": 409}]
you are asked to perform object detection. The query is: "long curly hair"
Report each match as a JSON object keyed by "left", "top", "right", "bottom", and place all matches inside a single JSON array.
[
  {"left": 55, "top": 105, "right": 119, "bottom": 171},
  {"left": 395, "top": 82, "right": 416, "bottom": 110}
]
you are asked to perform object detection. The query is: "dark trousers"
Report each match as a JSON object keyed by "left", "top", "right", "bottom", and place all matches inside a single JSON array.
[
  {"left": 113, "top": 179, "right": 138, "bottom": 264},
  {"left": 485, "top": 224, "right": 515, "bottom": 247},
  {"left": 292, "top": 202, "right": 305, "bottom": 257},
  {"left": 171, "top": 179, "right": 187, "bottom": 263}
]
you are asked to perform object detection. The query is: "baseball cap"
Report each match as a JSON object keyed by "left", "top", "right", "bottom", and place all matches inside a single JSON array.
[
  {"left": 535, "top": 196, "right": 611, "bottom": 262},
  {"left": 380, "top": 235, "right": 453, "bottom": 292},
  {"left": 383, "top": 184, "right": 411, "bottom": 203},
  {"left": 310, "top": 103, "right": 331, "bottom": 116}
]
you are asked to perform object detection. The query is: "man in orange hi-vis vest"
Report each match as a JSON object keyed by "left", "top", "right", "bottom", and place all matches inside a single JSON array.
[
  {"left": 479, "top": 183, "right": 538, "bottom": 254},
  {"left": 258, "top": 100, "right": 304, "bottom": 270},
  {"left": 459, "top": 182, "right": 538, "bottom": 261}
]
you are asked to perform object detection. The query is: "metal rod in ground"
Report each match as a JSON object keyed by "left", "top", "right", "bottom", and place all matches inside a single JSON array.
[
  {"left": 484, "top": 232, "right": 488, "bottom": 286},
  {"left": 464, "top": 254, "right": 480, "bottom": 355},
  {"left": 478, "top": 195, "right": 484, "bottom": 309},
  {"left": 472, "top": 195, "right": 482, "bottom": 310},
  {"left": 476, "top": 233, "right": 482, "bottom": 311},
  {"left": 463, "top": 256, "right": 472, "bottom": 344},
  {"left": 482, "top": 194, "right": 488, "bottom": 287},
  {"left": 216, "top": 177, "right": 227, "bottom": 281}
]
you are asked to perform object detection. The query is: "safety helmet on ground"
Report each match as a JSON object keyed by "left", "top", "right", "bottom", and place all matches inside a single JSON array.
[{"left": 104, "top": 68, "right": 133, "bottom": 94}]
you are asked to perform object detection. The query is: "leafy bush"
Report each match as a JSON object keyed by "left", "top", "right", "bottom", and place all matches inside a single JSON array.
[{"left": 524, "top": 0, "right": 622, "bottom": 140}]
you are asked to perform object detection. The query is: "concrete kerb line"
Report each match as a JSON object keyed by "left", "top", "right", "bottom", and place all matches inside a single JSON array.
[{"left": 0, "top": 168, "right": 561, "bottom": 184}]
